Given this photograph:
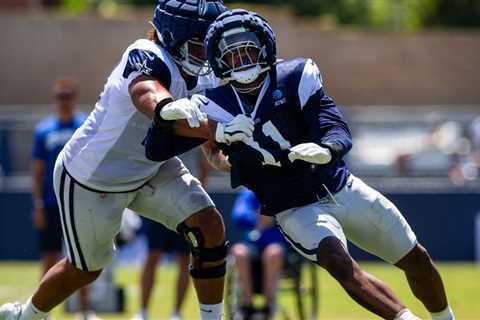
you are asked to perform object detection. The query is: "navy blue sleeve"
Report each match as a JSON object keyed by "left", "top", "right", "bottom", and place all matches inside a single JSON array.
[
  {"left": 123, "top": 49, "right": 172, "bottom": 88},
  {"left": 302, "top": 88, "right": 352, "bottom": 162},
  {"left": 143, "top": 122, "right": 206, "bottom": 162}
]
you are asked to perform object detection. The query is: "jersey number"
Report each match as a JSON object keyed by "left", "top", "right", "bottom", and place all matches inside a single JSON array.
[{"left": 245, "top": 121, "right": 291, "bottom": 166}]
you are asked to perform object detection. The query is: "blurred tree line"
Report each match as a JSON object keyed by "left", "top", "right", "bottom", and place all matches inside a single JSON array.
[
  {"left": 224, "top": 0, "right": 480, "bottom": 30},
  {"left": 55, "top": 0, "right": 480, "bottom": 30}
]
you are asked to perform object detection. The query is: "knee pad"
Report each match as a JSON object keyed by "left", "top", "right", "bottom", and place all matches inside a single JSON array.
[{"left": 177, "top": 222, "right": 229, "bottom": 279}]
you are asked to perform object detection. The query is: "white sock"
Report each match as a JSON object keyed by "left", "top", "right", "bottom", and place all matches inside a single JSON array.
[
  {"left": 169, "top": 311, "right": 181, "bottom": 320},
  {"left": 431, "top": 305, "right": 455, "bottom": 320},
  {"left": 199, "top": 302, "right": 223, "bottom": 320},
  {"left": 139, "top": 308, "right": 148, "bottom": 319},
  {"left": 19, "top": 298, "right": 48, "bottom": 320},
  {"left": 83, "top": 310, "right": 97, "bottom": 320},
  {"left": 394, "top": 309, "right": 421, "bottom": 320}
]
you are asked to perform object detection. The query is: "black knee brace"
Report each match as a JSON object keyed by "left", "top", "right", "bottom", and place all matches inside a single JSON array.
[{"left": 177, "top": 222, "right": 229, "bottom": 279}]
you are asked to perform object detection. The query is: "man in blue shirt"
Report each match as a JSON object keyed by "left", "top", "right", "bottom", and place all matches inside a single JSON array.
[
  {"left": 230, "top": 188, "right": 285, "bottom": 319},
  {"left": 32, "top": 78, "right": 85, "bottom": 274},
  {"left": 32, "top": 78, "right": 98, "bottom": 320}
]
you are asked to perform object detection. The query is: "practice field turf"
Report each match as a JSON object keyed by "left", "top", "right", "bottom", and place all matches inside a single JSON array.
[{"left": 0, "top": 262, "right": 478, "bottom": 319}]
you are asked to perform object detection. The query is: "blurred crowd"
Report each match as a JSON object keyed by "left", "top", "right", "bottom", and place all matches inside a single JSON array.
[{"left": 394, "top": 117, "right": 480, "bottom": 185}]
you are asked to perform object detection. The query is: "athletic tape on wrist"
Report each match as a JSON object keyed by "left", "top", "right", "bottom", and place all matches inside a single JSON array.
[{"left": 153, "top": 97, "right": 175, "bottom": 129}]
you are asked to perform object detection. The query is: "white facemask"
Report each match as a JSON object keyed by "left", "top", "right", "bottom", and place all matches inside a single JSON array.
[{"left": 178, "top": 41, "right": 211, "bottom": 76}]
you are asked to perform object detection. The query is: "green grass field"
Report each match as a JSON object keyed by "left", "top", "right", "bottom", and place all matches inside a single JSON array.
[{"left": 0, "top": 262, "right": 478, "bottom": 319}]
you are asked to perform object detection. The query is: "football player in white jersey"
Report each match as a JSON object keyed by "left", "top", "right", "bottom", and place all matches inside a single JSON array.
[{"left": 0, "top": 1, "right": 256, "bottom": 320}]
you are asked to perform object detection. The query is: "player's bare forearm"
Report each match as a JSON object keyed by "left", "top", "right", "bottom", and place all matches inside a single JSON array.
[
  {"left": 129, "top": 75, "right": 172, "bottom": 119},
  {"left": 130, "top": 76, "right": 219, "bottom": 141},
  {"left": 201, "top": 141, "right": 230, "bottom": 172},
  {"left": 173, "top": 118, "right": 217, "bottom": 141}
]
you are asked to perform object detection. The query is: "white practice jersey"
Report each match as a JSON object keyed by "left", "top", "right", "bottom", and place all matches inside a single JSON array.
[{"left": 61, "top": 39, "right": 219, "bottom": 192}]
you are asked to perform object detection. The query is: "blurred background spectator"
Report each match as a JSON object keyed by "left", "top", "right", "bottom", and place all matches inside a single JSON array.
[
  {"left": 470, "top": 116, "right": 480, "bottom": 171},
  {"left": 391, "top": 117, "right": 479, "bottom": 185},
  {"left": 230, "top": 188, "right": 286, "bottom": 319},
  {"left": 31, "top": 78, "right": 99, "bottom": 320},
  {"left": 31, "top": 79, "right": 84, "bottom": 259}
]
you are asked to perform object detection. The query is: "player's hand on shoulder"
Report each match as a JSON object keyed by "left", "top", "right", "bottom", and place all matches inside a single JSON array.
[
  {"left": 288, "top": 142, "right": 332, "bottom": 164},
  {"left": 159, "top": 98, "right": 207, "bottom": 128},
  {"left": 215, "top": 114, "right": 254, "bottom": 145}
]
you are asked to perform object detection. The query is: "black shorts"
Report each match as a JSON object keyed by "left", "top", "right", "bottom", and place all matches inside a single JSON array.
[
  {"left": 144, "top": 219, "right": 190, "bottom": 254},
  {"left": 38, "top": 205, "right": 63, "bottom": 252}
]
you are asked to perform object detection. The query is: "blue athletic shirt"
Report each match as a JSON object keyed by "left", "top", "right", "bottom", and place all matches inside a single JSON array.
[
  {"left": 232, "top": 188, "right": 262, "bottom": 230},
  {"left": 32, "top": 112, "right": 85, "bottom": 206},
  {"left": 232, "top": 188, "right": 285, "bottom": 249}
]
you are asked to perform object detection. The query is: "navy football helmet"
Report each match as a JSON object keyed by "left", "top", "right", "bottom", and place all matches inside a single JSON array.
[
  {"left": 205, "top": 9, "right": 276, "bottom": 92},
  {"left": 152, "top": 0, "right": 227, "bottom": 76}
]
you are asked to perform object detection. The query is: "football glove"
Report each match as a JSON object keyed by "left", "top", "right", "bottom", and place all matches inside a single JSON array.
[
  {"left": 288, "top": 142, "right": 332, "bottom": 164},
  {"left": 215, "top": 114, "right": 254, "bottom": 144},
  {"left": 159, "top": 98, "right": 207, "bottom": 128}
]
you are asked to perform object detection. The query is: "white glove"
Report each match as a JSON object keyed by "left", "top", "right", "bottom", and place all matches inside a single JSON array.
[
  {"left": 288, "top": 142, "right": 332, "bottom": 164},
  {"left": 159, "top": 98, "right": 207, "bottom": 128},
  {"left": 215, "top": 114, "right": 254, "bottom": 144}
]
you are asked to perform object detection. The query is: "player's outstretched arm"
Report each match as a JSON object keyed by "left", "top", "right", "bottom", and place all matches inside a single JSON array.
[
  {"left": 130, "top": 75, "right": 230, "bottom": 141},
  {"left": 129, "top": 75, "right": 208, "bottom": 134},
  {"left": 144, "top": 112, "right": 254, "bottom": 163},
  {"left": 164, "top": 97, "right": 255, "bottom": 144}
]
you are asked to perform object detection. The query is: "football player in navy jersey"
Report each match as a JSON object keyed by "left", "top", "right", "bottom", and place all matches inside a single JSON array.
[{"left": 143, "top": 9, "right": 455, "bottom": 320}]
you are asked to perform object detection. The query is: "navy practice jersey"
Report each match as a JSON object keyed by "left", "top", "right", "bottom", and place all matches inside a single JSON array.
[{"left": 145, "top": 58, "right": 352, "bottom": 215}]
